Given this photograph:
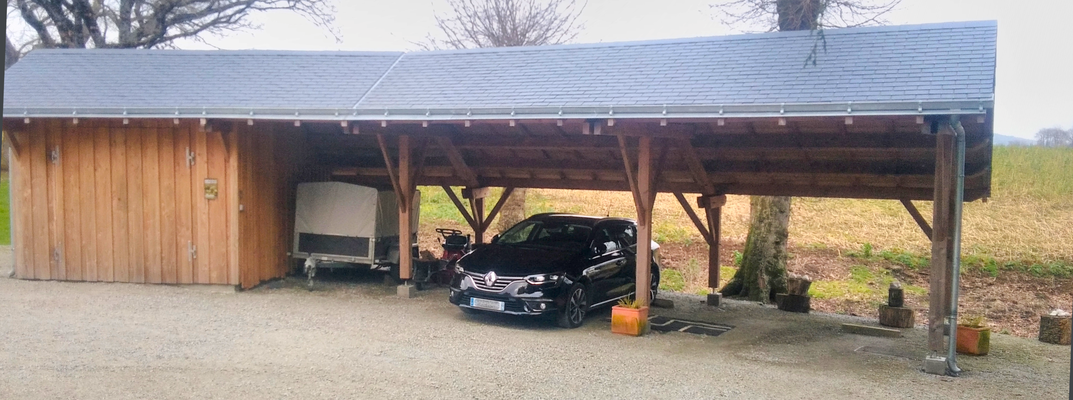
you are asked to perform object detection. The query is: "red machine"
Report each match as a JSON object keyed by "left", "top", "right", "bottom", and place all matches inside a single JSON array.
[{"left": 435, "top": 228, "right": 472, "bottom": 282}]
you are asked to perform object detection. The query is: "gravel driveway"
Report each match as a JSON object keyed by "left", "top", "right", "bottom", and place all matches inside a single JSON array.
[{"left": 1, "top": 257, "right": 1069, "bottom": 399}]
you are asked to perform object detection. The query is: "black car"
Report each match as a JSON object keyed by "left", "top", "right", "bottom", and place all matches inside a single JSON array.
[{"left": 448, "top": 213, "right": 660, "bottom": 328}]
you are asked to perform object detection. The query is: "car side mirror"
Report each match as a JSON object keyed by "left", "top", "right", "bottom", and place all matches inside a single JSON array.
[{"left": 491, "top": 234, "right": 500, "bottom": 243}]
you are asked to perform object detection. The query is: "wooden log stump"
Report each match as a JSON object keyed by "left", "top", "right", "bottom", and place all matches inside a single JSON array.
[
  {"left": 878, "top": 305, "right": 915, "bottom": 328},
  {"left": 786, "top": 274, "right": 812, "bottom": 296},
  {"left": 776, "top": 293, "right": 810, "bottom": 313},
  {"left": 1038, "top": 315, "right": 1071, "bottom": 345}
]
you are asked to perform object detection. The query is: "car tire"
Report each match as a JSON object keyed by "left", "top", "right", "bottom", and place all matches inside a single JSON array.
[
  {"left": 650, "top": 266, "right": 660, "bottom": 301},
  {"left": 557, "top": 283, "right": 590, "bottom": 329}
]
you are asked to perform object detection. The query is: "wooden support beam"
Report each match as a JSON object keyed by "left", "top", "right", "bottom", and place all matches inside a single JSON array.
[
  {"left": 436, "top": 136, "right": 479, "bottom": 187},
  {"left": 901, "top": 199, "right": 933, "bottom": 241},
  {"left": 4, "top": 130, "right": 21, "bottom": 157},
  {"left": 697, "top": 194, "right": 727, "bottom": 209},
  {"left": 673, "top": 192, "right": 714, "bottom": 246},
  {"left": 928, "top": 129, "right": 957, "bottom": 355},
  {"left": 705, "top": 205, "right": 722, "bottom": 289},
  {"left": 376, "top": 134, "right": 402, "bottom": 200},
  {"left": 462, "top": 186, "right": 490, "bottom": 200},
  {"left": 398, "top": 135, "right": 414, "bottom": 281},
  {"left": 634, "top": 135, "right": 654, "bottom": 307},
  {"left": 442, "top": 186, "right": 477, "bottom": 230},
  {"left": 676, "top": 138, "right": 715, "bottom": 195},
  {"left": 480, "top": 187, "right": 515, "bottom": 232},
  {"left": 469, "top": 192, "right": 487, "bottom": 244},
  {"left": 617, "top": 135, "right": 643, "bottom": 215}
]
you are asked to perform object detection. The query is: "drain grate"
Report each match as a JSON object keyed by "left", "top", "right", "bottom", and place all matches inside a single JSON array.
[{"left": 648, "top": 315, "right": 734, "bottom": 337}]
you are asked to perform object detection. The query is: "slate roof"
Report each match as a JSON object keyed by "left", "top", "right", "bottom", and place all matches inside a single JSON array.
[{"left": 3, "top": 20, "right": 996, "bottom": 121}]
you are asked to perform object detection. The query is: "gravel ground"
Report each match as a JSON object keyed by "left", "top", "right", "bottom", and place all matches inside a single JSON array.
[{"left": 0, "top": 253, "right": 1069, "bottom": 399}]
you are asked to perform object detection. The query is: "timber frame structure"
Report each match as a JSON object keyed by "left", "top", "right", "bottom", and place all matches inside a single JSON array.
[{"left": 3, "top": 21, "right": 996, "bottom": 374}]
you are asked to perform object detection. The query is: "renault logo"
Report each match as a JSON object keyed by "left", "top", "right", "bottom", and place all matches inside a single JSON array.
[{"left": 484, "top": 271, "right": 497, "bottom": 286}]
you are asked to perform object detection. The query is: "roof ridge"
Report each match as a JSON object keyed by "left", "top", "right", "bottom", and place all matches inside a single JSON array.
[
  {"left": 352, "top": 53, "right": 406, "bottom": 109},
  {"left": 26, "top": 49, "right": 404, "bottom": 56}
]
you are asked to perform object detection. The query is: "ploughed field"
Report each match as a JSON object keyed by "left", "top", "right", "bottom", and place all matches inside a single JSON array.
[{"left": 418, "top": 146, "right": 1073, "bottom": 339}]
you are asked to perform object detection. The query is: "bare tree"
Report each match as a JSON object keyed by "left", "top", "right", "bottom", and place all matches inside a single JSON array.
[
  {"left": 9, "top": 0, "right": 336, "bottom": 50},
  {"left": 423, "top": 0, "right": 584, "bottom": 50},
  {"left": 1036, "top": 127, "right": 1073, "bottom": 147},
  {"left": 426, "top": 0, "right": 585, "bottom": 232},
  {"left": 714, "top": 0, "right": 899, "bottom": 302}
]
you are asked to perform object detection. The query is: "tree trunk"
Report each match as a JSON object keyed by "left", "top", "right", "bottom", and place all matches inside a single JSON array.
[
  {"left": 496, "top": 188, "right": 527, "bottom": 232},
  {"left": 721, "top": 195, "right": 791, "bottom": 302}
]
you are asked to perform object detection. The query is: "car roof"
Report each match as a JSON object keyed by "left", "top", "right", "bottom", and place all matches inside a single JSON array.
[{"left": 525, "top": 213, "right": 635, "bottom": 226}]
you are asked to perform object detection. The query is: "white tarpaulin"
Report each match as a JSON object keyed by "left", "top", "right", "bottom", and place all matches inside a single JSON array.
[{"left": 295, "top": 182, "right": 380, "bottom": 238}]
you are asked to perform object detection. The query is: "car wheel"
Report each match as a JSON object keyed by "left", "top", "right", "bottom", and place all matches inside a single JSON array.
[
  {"left": 557, "top": 283, "right": 589, "bottom": 329},
  {"left": 650, "top": 267, "right": 660, "bottom": 301}
]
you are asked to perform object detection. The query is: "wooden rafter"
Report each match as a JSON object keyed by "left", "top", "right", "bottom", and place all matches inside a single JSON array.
[
  {"left": 673, "top": 192, "right": 714, "bottom": 245},
  {"left": 676, "top": 138, "right": 715, "bottom": 195},
  {"left": 480, "top": 187, "right": 515, "bottom": 232},
  {"left": 436, "top": 136, "right": 479, "bottom": 187},
  {"left": 442, "top": 186, "right": 477, "bottom": 230},
  {"left": 3, "top": 130, "right": 21, "bottom": 157},
  {"left": 901, "top": 199, "right": 933, "bottom": 241},
  {"left": 376, "top": 134, "right": 402, "bottom": 201}
]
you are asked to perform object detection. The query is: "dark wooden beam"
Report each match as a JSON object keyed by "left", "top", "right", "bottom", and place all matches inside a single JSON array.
[
  {"left": 704, "top": 205, "right": 722, "bottom": 290},
  {"left": 929, "top": 128, "right": 957, "bottom": 355},
  {"left": 3, "top": 130, "right": 21, "bottom": 157},
  {"left": 480, "top": 187, "right": 515, "bottom": 232},
  {"left": 442, "top": 186, "right": 477, "bottom": 230},
  {"left": 376, "top": 134, "right": 402, "bottom": 200},
  {"left": 677, "top": 138, "right": 715, "bottom": 194},
  {"left": 901, "top": 199, "right": 933, "bottom": 241},
  {"left": 436, "top": 136, "right": 479, "bottom": 187},
  {"left": 673, "top": 192, "right": 714, "bottom": 245},
  {"left": 617, "top": 135, "right": 644, "bottom": 215}
]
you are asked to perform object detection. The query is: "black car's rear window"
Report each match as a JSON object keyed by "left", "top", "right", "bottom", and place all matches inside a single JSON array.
[{"left": 496, "top": 220, "right": 592, "bottom": 249}]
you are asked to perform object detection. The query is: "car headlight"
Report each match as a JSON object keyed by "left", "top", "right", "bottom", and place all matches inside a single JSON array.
[
  {"left": 454, "top": 263, "right": 465, "bottom": 274},
  {"left": 525, "top": 274, "right": 561, "bottom": 285}
]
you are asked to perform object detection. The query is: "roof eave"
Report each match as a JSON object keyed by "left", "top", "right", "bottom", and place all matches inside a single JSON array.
[{"left": 3, "top": 99, "right": 994, "bottom": 122}]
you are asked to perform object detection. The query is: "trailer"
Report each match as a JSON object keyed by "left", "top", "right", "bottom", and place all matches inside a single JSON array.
[{"left": 292, "top": 182, "right": 420, "bottom": 286}]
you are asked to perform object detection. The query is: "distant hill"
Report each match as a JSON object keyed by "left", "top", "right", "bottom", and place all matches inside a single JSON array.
[{"left": 994, "top": 134, "right": 1035, "bottom": 146}]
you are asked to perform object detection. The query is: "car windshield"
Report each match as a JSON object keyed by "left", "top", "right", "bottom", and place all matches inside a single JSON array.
[{"left": 495, "top": 220, "right": 592, "bottom": 250}]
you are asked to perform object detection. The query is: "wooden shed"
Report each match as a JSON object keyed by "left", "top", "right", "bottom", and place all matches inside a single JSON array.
[{"left": 4, "top": 21, "right": 996, "bottom": 371}]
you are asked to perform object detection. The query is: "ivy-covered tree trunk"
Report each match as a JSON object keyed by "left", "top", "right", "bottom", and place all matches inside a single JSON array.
[{"left": 721, "top": 195, "right": 792, "bottom": 302}]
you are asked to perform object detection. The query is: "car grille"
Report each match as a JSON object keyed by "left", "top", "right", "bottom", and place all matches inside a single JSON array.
[{"left": 464, "top": 271, "right": 523, "bottom": 292}]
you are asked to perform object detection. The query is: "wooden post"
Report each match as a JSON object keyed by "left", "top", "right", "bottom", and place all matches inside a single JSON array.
[
  {"left": 928, "top": 129, "right": 956, "bottom": 355},
  {"left": 705, "top": 205, "right": 722, "bottom": 289},
  {"left": 464, "top": 187, "right": 489, "bottom": 244},
  {"left": 398, "top": 135, "right": 413, "bottom": 281},
  {"left": 634, "top": 136, "right": 654, "bottom": 307}
]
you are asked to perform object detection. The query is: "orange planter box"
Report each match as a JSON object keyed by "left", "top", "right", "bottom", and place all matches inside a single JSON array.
[
  {"left": 956, "top": 325, "right": 991, "bottom": 356},
  {"left": 611, "top": 306, "right": 649, "bottom": 336}
]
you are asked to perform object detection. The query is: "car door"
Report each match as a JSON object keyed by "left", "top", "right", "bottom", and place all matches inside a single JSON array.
[
  {"left": 582, "top": 226, "right": 627, "bottom": 304},
  {"left": 606, "top": 223, "right": 639, "bottom": 298}
]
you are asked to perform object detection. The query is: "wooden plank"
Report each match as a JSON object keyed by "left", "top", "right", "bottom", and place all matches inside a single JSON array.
[
  {"left": 12, "top": 130, "right": 33, "bottom": 278},
  {"left": 47, "top": 120, "right": 65, "bottom": 280},
  {"left": 126, "top": 124, "right": 145, "bottom": 283},
  {"left": 672, "top": 192, "right": 713, "bottom": 245},
  {"left": 617, "top": 135, "right": 643, "bottom": 215},
  {"left": 238, "top": 128, "right": 255, "bottom": 289},
  {"left": 442, "top": 186, "right": 477, "bottom": 230},
  {"left": 143, "top": 121, "right": 162, "bottom": 284},
  {"left": 376, "top": 134, "right": 402, "bottom": 200},
  {"left": 110, "top": 124, "right": 130, "bottom": 282},
  {"left": 226, "top": 128, "right": 240, "bottom": 286},
  {"left": 78, "top": 121, "right": 98, "bottom": 281},
  {"left": 30, "top": 122, "right": 50, "bottom": 280},
  {"left": 436, "top": 136, "right": 479, "bottom": 187},
  {"left": 842, "top": 323, "right": 903, "bottom": 338},
  {"left": 676, "top": 138, "right": 716, "bottom": 195},
  {"left": 901, "top": 199, "right": 933, "bottom": 241},
  {"left": 193, "top": 127, "right": 210, "bottom": 284},
  {"left": 175, "top": 123, "right": 193, "bottom": 284},
  {"left": 207, "top": 131, "right": 228, "bottom": 284},
  {"left": 94, "top": 123, "right": 114, "bottom": 282},
  {"left": 61, "top": 121, "right": 82, "bottom": 281},
  {"left": 159, "top": 123, "right": 178, "bottom": 284}
]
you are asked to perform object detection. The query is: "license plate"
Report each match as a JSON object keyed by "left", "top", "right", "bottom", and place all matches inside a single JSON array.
[{"left": 470, "top": 297, "right": 505, "bottom": 311}]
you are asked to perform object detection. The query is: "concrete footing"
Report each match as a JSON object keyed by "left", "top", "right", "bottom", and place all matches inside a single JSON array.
[
  {"left": 923, "top": 355, "right": 948, "bottom": 375},
  {"left": 706, "top": 293, "right": 722, "bottom": 307},
  {"left": 397, "top": 283, "right": 417, "bottom": 298}
]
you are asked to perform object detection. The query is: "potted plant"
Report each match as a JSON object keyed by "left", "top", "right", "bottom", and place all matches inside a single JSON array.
[
  {"left": 956, "top": 315, "right": 991, "bottom": 356},
  {"left": 611, "top": 297, "right": 649, "bottom": 336}
]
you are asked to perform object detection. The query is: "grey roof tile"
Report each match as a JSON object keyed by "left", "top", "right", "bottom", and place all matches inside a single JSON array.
[{"left": 4, "top": 21, "right": 996, "bottom": 115}]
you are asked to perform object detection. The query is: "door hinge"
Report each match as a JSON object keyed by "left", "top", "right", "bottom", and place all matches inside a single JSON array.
[
  {"left": 48, "top": 146, "right": 60, "bottom": 164},
  {"left": 188, "top": 241, "right": 198, "bottom": 261},
  {"left": 186, "top": 147, "right": 196, "bottom": 167}
]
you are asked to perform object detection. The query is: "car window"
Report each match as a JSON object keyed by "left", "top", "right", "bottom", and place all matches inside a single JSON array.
[
  {"left": 591, "top": 228, "right": 620, "bottom": 254},
  {"left": 608, "top": 224, "right": 636, "bottom": 248},
  {"left": 497, "top": 220, "right": 593, "bottom": 249}
]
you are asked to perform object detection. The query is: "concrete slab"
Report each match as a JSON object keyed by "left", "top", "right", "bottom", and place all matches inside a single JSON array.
[{"left": 842, "top": 323, "right": 902, "bottom": 338}]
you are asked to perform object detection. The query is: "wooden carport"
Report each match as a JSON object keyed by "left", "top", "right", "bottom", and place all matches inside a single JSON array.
[{"left": 3, "top": 21, "right": 996, "bottom": 375}]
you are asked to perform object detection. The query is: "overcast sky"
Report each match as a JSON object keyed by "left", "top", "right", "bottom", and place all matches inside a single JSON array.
[{"left": 15, "top": 1, "right": 1073, "bottom": 139}]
